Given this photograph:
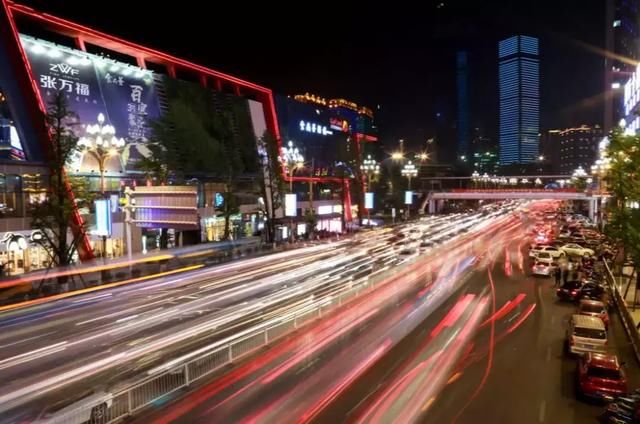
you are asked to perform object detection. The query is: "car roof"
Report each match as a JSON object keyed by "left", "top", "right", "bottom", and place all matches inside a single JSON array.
[
  {"left": 572, "top": 314, "right": 605, "bottom": 330},
  {"left": 585, "top": 352, "right": 620, "bottom": 370},
  {"left": 580, "top": 299, "right": 605, "bottom": 307}
]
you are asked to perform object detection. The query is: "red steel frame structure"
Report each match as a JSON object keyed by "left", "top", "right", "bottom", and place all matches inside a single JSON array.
[
  {"left": 2, "top": 0, "right": 340, "bottom": 259},
  {"left": 1, "top": 1, "right": 354, "bottom": 239}
]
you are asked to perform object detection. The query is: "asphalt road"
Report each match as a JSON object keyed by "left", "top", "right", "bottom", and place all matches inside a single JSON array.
[
  {"left": 135, "top": 209, "right": 640, "bottom": 424},
  {"left": 0, "top": 211, "right": 484, "bottom": 420},
  {"left": 133, "top": 212, "right": 523, "bottom": 423}
]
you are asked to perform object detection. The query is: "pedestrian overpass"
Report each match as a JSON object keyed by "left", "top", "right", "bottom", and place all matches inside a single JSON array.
[{"left": 421, "top": 189, "right": 609, "bottom": 221}]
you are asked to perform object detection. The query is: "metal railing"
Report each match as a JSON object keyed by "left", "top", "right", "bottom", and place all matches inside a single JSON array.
[
  {"left": 604, "top": 260, "right": 640, "bottom": 363},
  {"left": 37, "top": 255, "right": 394, "bottom": 424}
]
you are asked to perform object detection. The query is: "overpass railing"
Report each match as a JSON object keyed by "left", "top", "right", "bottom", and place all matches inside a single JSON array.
[{"left": 604, "top": 260, "right": 640, "bottom": 363}]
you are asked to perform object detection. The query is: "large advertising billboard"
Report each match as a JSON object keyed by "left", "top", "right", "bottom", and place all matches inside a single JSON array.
[{"left": 20, "top": 35, "right": 161, "bottom": 173}]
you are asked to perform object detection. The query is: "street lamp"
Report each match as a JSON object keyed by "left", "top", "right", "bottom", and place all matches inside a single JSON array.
[
  {"left": 401, "top": 161, "right": 418, "bottom": 190},
  {"left": 279, "top": 141, "right": 304, "bottom": 242},
  {"left": 361, "top": 154, "right": 380, "bottom": 189},
  {"left": 391, "top": 151, "right": 404, "bottom": 161},
  {"left": 361, "top": 155, "right": 379, "bottom": 225},
  {"left": 78, "top": 113, "right": 125, "bottom": 194},
  {"left": 279, "top": 140, "right": 304, "bottom": 192}
]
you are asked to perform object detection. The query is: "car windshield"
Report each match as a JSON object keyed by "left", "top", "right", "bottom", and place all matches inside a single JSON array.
[
  {"left": 587, "top": 366, "right": 621, "bottom": 380},
  {"left": 537, "top": 252, "right": 551, "bottom": 258},
  {"left": 581, "top": 304, "right": 605, "bottom": 314},
  {"left": 562, "top": 281, "right": 582, "bottom": 289},
  {"left": 574, "top": 327, "right": 606, "bottom": 339}
]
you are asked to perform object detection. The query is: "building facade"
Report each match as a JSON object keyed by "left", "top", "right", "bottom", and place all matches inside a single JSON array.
[
  {"left": 0, "top": 0, "right": 281, "bottom": 272},
  {"left": 604, "top": 0, "right": 640, "bottom": 132},
  {"left": 498, "top": 35, "right": 540, "bottom": 165},
  {"left": 547, "top": 125, "right": 603, "bottom": 175}
]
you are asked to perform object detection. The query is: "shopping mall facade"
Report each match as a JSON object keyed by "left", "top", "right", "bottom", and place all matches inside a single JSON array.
[{"left": 0, "top": 1, "right": 378, "bottom": 274}]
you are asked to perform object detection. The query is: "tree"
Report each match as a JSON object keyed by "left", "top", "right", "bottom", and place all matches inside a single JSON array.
[
  {"left": 30, "top": 92, "right": 93, "bottom": 282},
  {"left": 144, "top": 78, "right": 257, "bottom": 241},
  {"left": 221, "top": 191, "right": 240, "bottom": 240},
  {"left": 604, "top": 128, "right": 640, "bottom": 282},
  {"left": 256, "top": 131, "right": 284, "bottom": 243}
]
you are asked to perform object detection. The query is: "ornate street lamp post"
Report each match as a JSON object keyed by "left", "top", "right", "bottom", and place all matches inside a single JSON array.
[{"left": 78, "top": 113, "right": 125, "bottom": 194}]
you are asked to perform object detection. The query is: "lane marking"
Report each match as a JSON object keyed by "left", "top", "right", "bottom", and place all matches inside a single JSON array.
[{"left": 538, "top": 400, "right": 546, "bottom": 422}]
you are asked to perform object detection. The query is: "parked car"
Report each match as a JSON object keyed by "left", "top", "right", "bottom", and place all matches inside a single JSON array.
[
  {"left": 576, "top": 352, "right": 627, "bottom": 401},
  {"left": 557, "top": 280, "right": 584, "bottom": 302},
  {"left": 578, "top": 299, "right": 609, "bottom": 328},
  {"left": 566, "top": 314, "right": 607, "bottom": 356},
  {"left": 579, "top": 282, "right": 607, "bottom": 303},
  {"left": 530, "top": 245, "right": 564, "bottom": 259},
  {"left": 560, "top": 243, "right": 595, "bottom": 258}
]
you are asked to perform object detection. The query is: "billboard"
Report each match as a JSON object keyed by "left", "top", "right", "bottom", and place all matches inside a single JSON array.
[{"left": 20, "top": 35, "right": 161, "bottom": 173}]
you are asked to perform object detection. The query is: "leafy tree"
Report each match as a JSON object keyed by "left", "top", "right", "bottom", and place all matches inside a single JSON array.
[
  {"left": 256, "top": 131, "right": 284, "bottom": 243},
  {"left": 30, "top": 92, "right": 94, "bottom": 279},
  {"left": 604, "top": 128, "right": 640, "bottom": 280},
  {"left": 144, "top": 78, "right": 255, "bottom": 241}
]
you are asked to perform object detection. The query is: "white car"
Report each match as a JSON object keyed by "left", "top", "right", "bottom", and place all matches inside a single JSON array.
[
  {"left": 35, "top": 390, "right": 113, "bottom": 424},
  {"left": 534, "top": 251, "right": 555, "bottom": 265},
  {"left": 532, "top": 260, "right": 552, "bottom": 276},
  {"left": 560, "top": 243, "right": 595, "bottom": 257},
  {"left": 529, "top": 245, "right": 564, "bottom": 259}
]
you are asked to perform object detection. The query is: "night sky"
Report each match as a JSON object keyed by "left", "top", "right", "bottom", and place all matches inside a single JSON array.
[{"left": 19, "top": 0, "right": 605, "bottom": 159}]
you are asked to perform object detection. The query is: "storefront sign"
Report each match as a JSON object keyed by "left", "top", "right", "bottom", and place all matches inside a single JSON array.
[
  {"left": 298, "top": 120, "right": 333, "bottom": 136},
  {"left": 329, "top": 117, "right": 349, "bottom": 133}
]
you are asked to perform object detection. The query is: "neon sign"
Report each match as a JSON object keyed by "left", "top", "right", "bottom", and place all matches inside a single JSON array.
[{"left": 299, "top": 120, "right": 333, "bottom": 136}]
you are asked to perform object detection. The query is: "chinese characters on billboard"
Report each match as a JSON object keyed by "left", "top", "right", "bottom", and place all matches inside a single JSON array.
[{"left": 20, "top": 35, "right": 161, "bottom": 173}]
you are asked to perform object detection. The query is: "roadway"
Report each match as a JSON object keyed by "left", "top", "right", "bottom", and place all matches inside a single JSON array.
[
  {"left": 134, "top": 204, "right": 639, "bottom": 424},
  {"left": 0, "top": 210, "right": 492, "bottom": 421}
]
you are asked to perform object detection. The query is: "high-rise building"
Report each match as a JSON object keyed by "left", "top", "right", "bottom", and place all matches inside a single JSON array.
[
  {"left": 456, "top": 51, "right": 470, "bottom": 158},
  {"left": 604, "top": 0, "right": 640, "bottom": 132},
  {"left": 498, "top": 35, "right": 540, "bottom": 165},
  {"left": 547, "top": 125, "right": 603, "bottom": 175}
]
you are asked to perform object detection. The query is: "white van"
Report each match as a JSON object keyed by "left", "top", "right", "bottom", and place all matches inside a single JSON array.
[{"left": 566, "top": 314, "right": 607, "bottom": 355}]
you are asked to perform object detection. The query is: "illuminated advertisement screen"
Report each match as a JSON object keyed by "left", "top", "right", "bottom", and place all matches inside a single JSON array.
[
  {"left": 405, "top": 191, "right": 413, "bottom": 205},
  {"left": 20, "top": 35, "right": 161, "bottom": 173},
  {"left": 275, "top": 95, "right": 348, "bottom": 178},
  {"left": 285, "top": 194, "right": 297, "bottom": 217},
  {"left": 365, "top": 192, "right": 374, "bottom": 209}
]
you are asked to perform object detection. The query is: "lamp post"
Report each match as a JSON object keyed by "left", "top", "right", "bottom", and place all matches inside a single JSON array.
[
  {"left": 361, "top": 154, "right": 380, "bottom": 190},
  {"left": 361, "top": 155, "right": 380, "bottom": 225},
  {"left": 78, "top": 113, "right": 125, "bottom": 194},
  {"left": 401, "top": 161, "right": 418, "bottom": 190},
  {"left": 280, "top": 140, "right": 304, "bottom": 193},
  {"left": 279, "top": 140, "right": 304, "bottom": 241},
  {"left": 78, "top": 113, "right": 124, "bottom": 260}
]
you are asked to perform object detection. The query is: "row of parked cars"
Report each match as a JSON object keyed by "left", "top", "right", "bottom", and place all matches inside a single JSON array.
[{"left": 539, "top": 208, "right": 639, "bottom": 422}]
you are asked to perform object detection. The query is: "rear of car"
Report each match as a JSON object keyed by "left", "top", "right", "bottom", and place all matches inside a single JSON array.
[
  {"left": 578, "top": 299, "right": 609, "bottom": 328},
  {"left": 557, "top": 281, "right": 583, "bottom": 302},
  {"left": 567, "top": 314, "right": 607, "bottom": 356},
  {"left": 532, "top": 261, "right": 551, "bottom": 276},
  {"left": 577, "top": 353, "right": 627, "bottom": 401}
]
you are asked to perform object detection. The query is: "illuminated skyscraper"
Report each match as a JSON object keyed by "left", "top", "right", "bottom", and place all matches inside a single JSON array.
[
  {"left": 498, "top": 35, "right": 540, "bottom": 165},
  {"left": 456, "top": 51, "right": 469, "bottom": 158},
  {"left": 604, "top": 0, "right": 639, "bottom": 132}
]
